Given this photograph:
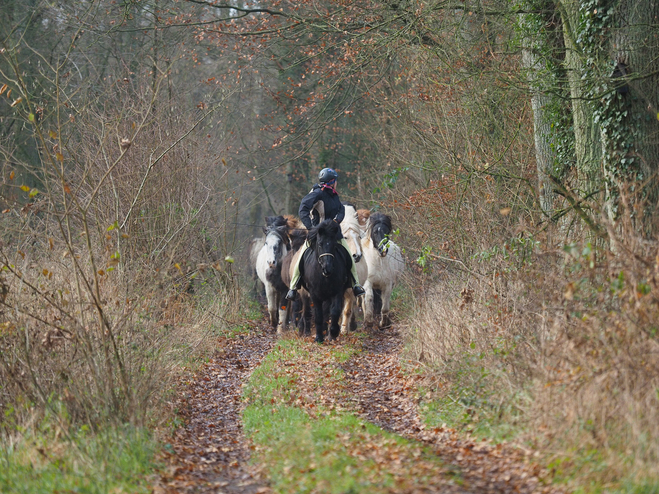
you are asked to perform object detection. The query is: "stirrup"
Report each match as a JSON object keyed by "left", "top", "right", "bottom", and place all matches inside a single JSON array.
[
  {"left": 352, "top": 285, "right": 366, "bottom": 297},
  {"left": 286, "top": 289, "right": 297, "bottom": 301}
]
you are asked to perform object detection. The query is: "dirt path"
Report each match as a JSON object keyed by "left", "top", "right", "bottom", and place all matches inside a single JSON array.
[
  {"left": 341, "top": 328, "right": 562, "bottom": 494},
  {"left": 154, "top": 319, "right": 562, "bottom": 494},
  {"left": 155, "top": 324, "right": 275, "bottom": 494}
]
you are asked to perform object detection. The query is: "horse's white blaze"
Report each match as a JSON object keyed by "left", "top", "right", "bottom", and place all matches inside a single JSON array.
[{"left": 265, "top": 234, "right": 283, "bottom": 268}]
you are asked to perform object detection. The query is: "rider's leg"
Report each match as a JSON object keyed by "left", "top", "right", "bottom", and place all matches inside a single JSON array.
[
  {"left": 340, "top": 238, "right": 366, "bottom": 297},
  {"left": 286, "top": 242, "right": 309, "bottom": 300}
]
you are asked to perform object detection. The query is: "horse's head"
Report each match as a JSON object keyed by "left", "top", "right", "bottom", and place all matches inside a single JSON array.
[
  {"left": 289, "top": 228, "right": 308, "bottom": 251},
  {"left": 341, "top": 204, "right": 363, "bottom": 263},
  {"left": 368, "top": 212, "right": 393, "bottom": 257},
  {"left": 263, "top": 225, "right": 288, "bottom": 269},
  {"left": 308, "top": 219, "right": 342, "bottom": 278}
]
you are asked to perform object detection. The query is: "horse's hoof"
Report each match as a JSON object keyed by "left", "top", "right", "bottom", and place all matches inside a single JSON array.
[{"left": 315, "top": 338, "right": 324, "bottom": 344}]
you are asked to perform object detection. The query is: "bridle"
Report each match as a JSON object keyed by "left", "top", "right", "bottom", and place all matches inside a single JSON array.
[
  {"left": 317, "top": 250, "right": 335, "bottom": 276},
  {"left": 317, "top": 251, "right": 334, "bottom": 263}
]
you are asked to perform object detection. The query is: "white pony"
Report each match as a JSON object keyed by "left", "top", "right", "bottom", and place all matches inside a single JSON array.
[
  {"left": 255, "top": 219, "right": 290, "bottom": 329},
  {"left": 360, "top": 212, "right": 404, "bottom": 329},
  {"left": 340, "top": 204, "right": 368, "bottom": 333},
  {"left": 249, "top": 236, "right": 266, "bottom": 295}
]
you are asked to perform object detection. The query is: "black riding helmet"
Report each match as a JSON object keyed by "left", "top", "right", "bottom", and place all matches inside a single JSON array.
[{"left": 318, "top": 167, "right": 338, "bottom": 184}]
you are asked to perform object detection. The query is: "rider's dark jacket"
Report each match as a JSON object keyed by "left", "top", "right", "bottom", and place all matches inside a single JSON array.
[{"left": 298, "top": 184, "right": 345, "bottom": 230}]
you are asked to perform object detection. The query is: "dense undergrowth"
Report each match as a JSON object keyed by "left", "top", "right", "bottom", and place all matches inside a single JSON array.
[
  {"left": 404, "top": 206, "right": 659, "bottom": 492},
  {"left": 0, "top": 64, "right": 245, "bottom": 489},
  {"left": 366, "top": 43, "right": 659, "bottom": 489},
  {"left": 0, "top": 286, "right": 240, "bottom": 493}
]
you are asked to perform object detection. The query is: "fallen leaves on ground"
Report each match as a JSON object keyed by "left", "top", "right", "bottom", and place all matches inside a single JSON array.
[
  {"left": 153, "top": 317, "right": 565, "bottom": 494},
  {"left": 341, "top": 328, "right": 565, "bottom": 494},
  {"left": 154, "top": 324, "right": 275, "bottom": 494}
]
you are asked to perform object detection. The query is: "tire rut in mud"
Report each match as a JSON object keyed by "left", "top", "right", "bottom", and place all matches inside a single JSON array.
[
  {"left": 341, "top": 328, "right": 563, "bottom": 494},
  {"left": 155, "top": 325, "right": 275, "bottom": 494}
]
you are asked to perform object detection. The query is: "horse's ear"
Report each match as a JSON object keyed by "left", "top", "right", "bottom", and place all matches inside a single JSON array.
[{"left": 265, "top": 216, "right": 277, "bottom": 227}]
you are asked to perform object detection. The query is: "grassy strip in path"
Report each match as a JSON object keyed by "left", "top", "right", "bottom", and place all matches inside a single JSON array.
[{"left": 243, "top": 335, "right": 459, "bottom": 493}]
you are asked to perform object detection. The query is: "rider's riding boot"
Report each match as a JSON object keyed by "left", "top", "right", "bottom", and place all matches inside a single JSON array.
[
  {"left": 352, "top": 284, "right": 366, "bottom": 297},
  {"left": 286, "top": 289, "right": 297, "bottom": 301}
]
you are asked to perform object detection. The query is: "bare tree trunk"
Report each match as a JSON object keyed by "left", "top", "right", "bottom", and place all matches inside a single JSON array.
[
  {"left": 521, "top": 47, "right": 556, "bottom": 217},
  {"left": 560, "top": 0, "right": 604, "bottom": 198},
  {"left": 285, "top": 161, "right": 294, "bottom": 215}
]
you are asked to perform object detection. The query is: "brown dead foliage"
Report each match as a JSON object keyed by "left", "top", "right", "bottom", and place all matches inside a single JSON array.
[{"left": 155, "top": 325, "right": 275, "bottom": 494}]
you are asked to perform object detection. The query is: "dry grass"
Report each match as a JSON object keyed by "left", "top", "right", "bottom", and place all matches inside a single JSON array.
[
  {"left": 404, "top": 203, "right": 659, "bottom": 487},
  {"left": 0, "top": 244, "right": 238, "bottom": 432},
  {"left": 0, "top": 67, "right": 243, "bottom": 438}
]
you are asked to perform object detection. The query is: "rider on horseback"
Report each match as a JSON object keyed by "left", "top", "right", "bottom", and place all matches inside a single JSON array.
[{"left": 286, "top": 168, "right": 366, "bottom": 301}]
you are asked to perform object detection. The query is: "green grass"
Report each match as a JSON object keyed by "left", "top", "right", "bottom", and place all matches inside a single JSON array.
[
  {"left": 418, "top": 388, "right": 520, "bottom": 443},
  {"left": 0, "top": 423, "right": 158, "bottom": 494},
  {"left": 614, "top": 479, "right": 659, "bottom": 494},
  {"left": 243, "top": 336, "right": 452, "bottom": 493},
  {"left": 415, "top": 348, "right": 525, "bottom": 444},
  {"left": 415, "top": 364, "right": 659, "bottom": 494}
]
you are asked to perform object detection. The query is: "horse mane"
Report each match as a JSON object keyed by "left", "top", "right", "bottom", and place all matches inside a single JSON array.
[
  {"left": 356, "top": 209, "right": 371, "bottom": 228},
  {"left": 307, "top": 219, "right": 342, "bottom": 245},
  {"left": 341, "top": 204, "right": 361, "bottom": 234},
  {"left": 289, "top": 228, "right": 308, "bottom": 250},
  {"left": 265, "top": 224, "right": 289, "bottom": 246},
  {"left": 367, "top": 212, "right": 392, "bottom": 235},
  {"left": 284, "top": 214, "right": 304, "bottom": 231}
]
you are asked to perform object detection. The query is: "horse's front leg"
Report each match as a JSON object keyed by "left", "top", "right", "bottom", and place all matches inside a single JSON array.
[
  {"left": 276, "top": 291, "right": 289, "bottom": 334},
  {"left": 298, "top": 290, "right": 312, "bottom": 336},
  {"left": 265, "top": 283, "right": 279, "bottom": 328},
  {"left": 329, "top": 295, "right": 343, "bottom": 340},
  {"left": 313, "top": 297, "right": 325, "bottom": 343},
  {"left": 363, "top": 280, "right": 376, "bottom": 328},
  {"left": 339, "top": 289, "right": 353, "bottom": 334},
  {"left": 379, "top": 283, "right": 394, "bottom": 329}
]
